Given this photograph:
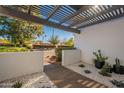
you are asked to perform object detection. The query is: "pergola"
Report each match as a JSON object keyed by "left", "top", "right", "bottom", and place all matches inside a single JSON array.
[{"left": 0, "top": 5, "right": 124, "bottom": 34}]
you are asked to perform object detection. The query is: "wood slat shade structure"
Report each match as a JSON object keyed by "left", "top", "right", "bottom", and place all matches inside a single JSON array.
[
  {"left": 47, "top": 5, "right": 61, "bottom": 20},
  {"left": 0, "top": 6, "right": 80, "bottom": 33},
  {"left": 0, "top": 5, "right": 124, "bottom": 34},
  {"left": 76, "top": 5, "right": 124, "bottom": 29},
  {"left": 59, "top": 5, "right": 93, "bottom": 24}
]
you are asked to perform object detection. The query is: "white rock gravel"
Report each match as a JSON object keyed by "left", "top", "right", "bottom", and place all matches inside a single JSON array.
[
  {"left": 65, "top": 62, "right": 124, "bottom": 88},
  {"left": 0, "top": 72, "right": 57, "bottom": 88}
]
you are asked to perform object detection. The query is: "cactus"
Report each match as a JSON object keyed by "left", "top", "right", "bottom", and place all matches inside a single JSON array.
[
  {"left": 115, "top": 58, "right": 120, "bottom": 67},
  {"left": 93, "top": 50, "right": 108, "bottom": 62},
  {"left": 113, "top": 58, "right": 121, "bottom": 74}
]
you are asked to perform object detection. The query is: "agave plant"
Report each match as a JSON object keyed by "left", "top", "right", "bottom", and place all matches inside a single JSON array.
[
  {"left": 110, "top": 79, "right": 124, "bottom": 88},
  {"left": 12, "top": 81, "right": 23, "bottom": 88}
]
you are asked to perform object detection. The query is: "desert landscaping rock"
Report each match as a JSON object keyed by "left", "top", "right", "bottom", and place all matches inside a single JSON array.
[
  {"left": 65, "top": 62, "right": 124, "bottom": 88},
  {"left": 0, "top": 72, "right": 57, "bottom": 88}
]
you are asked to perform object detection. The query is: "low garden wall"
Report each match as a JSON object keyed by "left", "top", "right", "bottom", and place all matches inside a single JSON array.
[
  {"left": 0, "top": 51, "right": 43, "bottom": 82},
  {"left": 62, "top": 49, "right": 81, "bottom": 66}
]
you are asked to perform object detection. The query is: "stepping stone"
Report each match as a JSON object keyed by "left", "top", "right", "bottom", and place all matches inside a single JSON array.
[
  {"left": 77, "top": 79, "right": 83, "bottom": 83},
  {"left": 82, "top": 80, "right": 90, "bottom": 85},
  {"left": 64, "top": 84, "right": 72, "bottom": 88},
  {"left": 85, "top": 81, "right": 96, "bottom": 87},
  {"left": 92, "top": 83, "right": 101, "bottom": 88}
]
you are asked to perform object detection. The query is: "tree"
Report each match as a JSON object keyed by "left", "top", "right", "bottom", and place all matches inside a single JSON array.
[
  {"left": 0, "top": 16, "right": 43, "bottom": 47},
  {"left": 64, "top": 38, "right": 74, "bottom": 47},
  {"left": 0, "top": 16, "right": 12, "bottom": 39},
  {"left": 48, "top": 35, "right": 60, "bottom": 46}
]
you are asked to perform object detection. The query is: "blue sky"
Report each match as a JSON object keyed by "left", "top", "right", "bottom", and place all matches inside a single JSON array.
[
  {"left": 36, "top": 26, "right": 74, "bottom": 43},
  {"left": 0, "top": 22, "right": 74, "bottom": 43}
]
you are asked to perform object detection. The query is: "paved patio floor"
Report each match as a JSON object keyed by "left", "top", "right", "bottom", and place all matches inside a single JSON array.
[{"left": 44, "top": 64, "right": 107, "bottom": 88}]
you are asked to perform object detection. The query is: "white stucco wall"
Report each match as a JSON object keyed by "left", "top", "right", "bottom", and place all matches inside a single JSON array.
[
  {"left": 74, "top": 17, "right": 124, "bottom": 65},
  {"left": 0, "top": 51, "right": 43, "bottom": 82},
  {"left": 62, "top": 49, "right": 81, "bottom": 66}
]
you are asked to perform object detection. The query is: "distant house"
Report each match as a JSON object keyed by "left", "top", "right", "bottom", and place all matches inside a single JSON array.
[
  {"left": 32, "top": 41, "right": 70, "bottom": 49},
  {"left": 32, "top": 41, "right": 54, "bottom": 49}
]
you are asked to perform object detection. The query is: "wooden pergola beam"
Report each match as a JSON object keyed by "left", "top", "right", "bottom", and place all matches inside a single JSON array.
[
  {"left": 0, "top": 6, "right": 80, "bottom": 34},
  {"left": 59, "top": 5, "right": 92, "bottom": 24},
  {"left": 77, "top": 5, "right": 124, "bottom": 29},
  {"left": 47, "top": 5, "right": 61, "bottom": 20},
  {"left": 78, "top": 11, "right": 124, "bottom": 29}
]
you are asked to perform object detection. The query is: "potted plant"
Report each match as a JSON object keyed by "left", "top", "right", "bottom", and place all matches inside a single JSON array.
[
  {"left": 99, "top": 63, "right": 112, "bottom": 77},
  {"left": 113, "top": 58, "right": 124, "bottom": 74},
  {"left": 93, "top": 50, "right": 108, "bottom": 69},
  {"left": 104, "top": 63, "right": 113, "bottom": 73}
]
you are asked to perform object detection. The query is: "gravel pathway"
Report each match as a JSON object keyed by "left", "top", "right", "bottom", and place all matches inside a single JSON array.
[{"left": 0, "top": 72, "right": 57, "bottom": 88}]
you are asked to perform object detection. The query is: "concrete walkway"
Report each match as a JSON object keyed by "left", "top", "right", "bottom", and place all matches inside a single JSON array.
[{"left": 44, "top": 64, "right": 107, "bottom": 88}]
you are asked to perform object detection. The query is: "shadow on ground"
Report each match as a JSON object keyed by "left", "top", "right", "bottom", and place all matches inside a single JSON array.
[{"left": 44, "top": 63, "right": 107, "bottom": 88}]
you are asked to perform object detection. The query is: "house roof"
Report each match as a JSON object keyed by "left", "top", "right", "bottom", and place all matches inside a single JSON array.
[
  {"left": 33, "top": 41, "right": 54, "bottom": 47},
  {"left": 0, "top": 5, "right": 124, "bottom": 33},
  {"left": 32, "top": 41, "right": 69, "bottom": 48}
]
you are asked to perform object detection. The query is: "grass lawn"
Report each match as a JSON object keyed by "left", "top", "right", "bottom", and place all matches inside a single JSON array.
[{"left": 0, "top": 46, "right": 28, "bottom": 52}]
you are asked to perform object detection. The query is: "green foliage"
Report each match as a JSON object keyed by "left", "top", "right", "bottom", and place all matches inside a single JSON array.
[
  {"left": 103, "top": 63, "right": 112, "bottom": 73},
  {"left": 0, "top": 38, "right": 10, "bottom": 45},
  {"left": 110, "top": 79, "right": 124, "bottom": 88},
  {"left": 64, "top": 38, "right": 74, "bottom": 47},
  {"left": 55, "top": 48, "right": 62, "bottom": 62},
  {"left": 0, "top": 16, "right": 43, "bottom": 46},
  {"left": 0, "top": 16, "right": 14, "bottom": 39},
  {"left": 12, "top": 81, "right": 23, "bottom": 88},
  {"left": 99, "top": 63, "right": 112, "bottom": 77},
  {"left": 93, "top": 50, "right": 108, "bottom": 62},
  {"left": 0, "top": 46, "right": 28, "bottom": 52},
  {"left": 48, "top": 35, "right": 60, "bottom": 46}
]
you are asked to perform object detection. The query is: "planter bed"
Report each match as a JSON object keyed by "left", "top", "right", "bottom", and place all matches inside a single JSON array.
[{"left": 65, "top": 62, "right": 124, "bottom": 88}]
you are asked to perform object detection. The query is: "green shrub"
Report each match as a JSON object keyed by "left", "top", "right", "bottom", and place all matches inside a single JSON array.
[
  {"left": 99, "top": 63, "right": 112, "bottom": 77},
  {"left": 0, "top": 46, "right": 28, "bottom": 52},
  {"left": 110, "top": 79, "right": 124, "bottom": 88},
  {"left": 100, "top": 63, "right": 112, "bottom": 73},
  {"left": 23, "top": 44, "right": 31, "bottom": 49},
  {"left": 12, "top": 81, "right": 23, "bottom": 88},
  {"left": 55, "top": 48, "right": 62, "bottom": 62}
]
